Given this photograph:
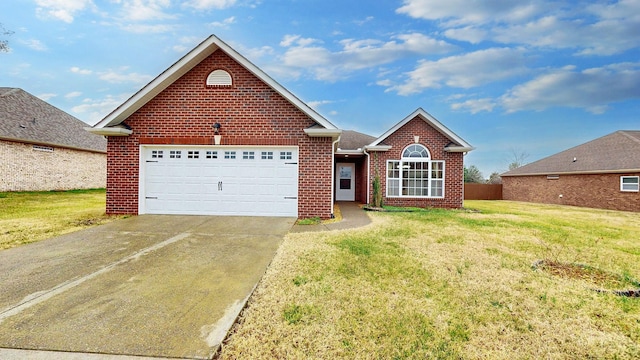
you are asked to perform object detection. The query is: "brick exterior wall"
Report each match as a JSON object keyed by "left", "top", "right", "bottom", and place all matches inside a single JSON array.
[
  {"left": 503, "top": 173, "right": 640, "bottom": 212},
  {"left": 368, "top": 116, "right": 465, "bottom": 208},
  {"left": 0, "top": 139, "right": 106, "bottom": 191},
  {"left": 105, "top": 49, "right": 334, "bottom": 218},
  {"left": 355, "top": 158, "right": 368, "bottom": 203}
]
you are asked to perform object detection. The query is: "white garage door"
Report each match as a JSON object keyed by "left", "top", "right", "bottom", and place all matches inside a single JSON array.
[{"left": 140, "top": 146, "right": 298, "bottom": 217}]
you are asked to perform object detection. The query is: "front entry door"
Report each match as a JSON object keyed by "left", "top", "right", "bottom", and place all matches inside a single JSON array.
[{"left": 335, "top": 163, "right": 355, "bottom": 201}]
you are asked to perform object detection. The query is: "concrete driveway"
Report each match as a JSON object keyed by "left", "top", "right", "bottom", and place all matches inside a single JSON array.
[{"left": 0, "top": 215, "right": 295, "bottom": 359}]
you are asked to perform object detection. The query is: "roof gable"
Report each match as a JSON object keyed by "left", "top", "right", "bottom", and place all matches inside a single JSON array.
[
  {"left": 92, "top": 34, "right": 336, "bottom": 131},
  {"left": 0, "top": 87, "right": 106, "bottom": 152},
  {"left": 502, "top": 130, "right": 640, "bottom": 176},
  {"left": 369, "top": 108, "right": 473, "bottom": 152}
]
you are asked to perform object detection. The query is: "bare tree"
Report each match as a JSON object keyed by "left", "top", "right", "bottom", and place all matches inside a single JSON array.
[
  {"left": 1, "top": 23, "right": 14, "bottom": 53},
  {"left": 487, "top": 172, "right": 502, "bottom": 184},
  {"left": 507, "top": 147, "right": 529, "bottom": 170}
]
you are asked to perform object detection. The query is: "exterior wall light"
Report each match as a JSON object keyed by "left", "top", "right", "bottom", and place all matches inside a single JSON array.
[{"left": 213, "top": 122, "right": 222, "bottom": 145}]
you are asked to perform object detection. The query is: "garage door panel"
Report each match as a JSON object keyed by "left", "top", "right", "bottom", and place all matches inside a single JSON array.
[{"left": 142, "top": 146, "right": 298, "bottom": 217}]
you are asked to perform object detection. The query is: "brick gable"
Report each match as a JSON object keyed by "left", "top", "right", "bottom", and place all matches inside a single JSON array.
[{"left": 370, "top": 116, "right": 465, "bottom": 209}]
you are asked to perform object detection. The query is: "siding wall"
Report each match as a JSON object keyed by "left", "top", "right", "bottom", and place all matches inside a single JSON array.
[
  {"left": 502, "top": 173, "right": 640, "bottom": 212},
  {"left": 105, "top": 49, "right": 334, "bottom": 218},
  {"left": 368, "top": 116, "right": 465, "bottom": 209},
  {"left": 0, "top": 139, "right": 106, "bottom": 191}
]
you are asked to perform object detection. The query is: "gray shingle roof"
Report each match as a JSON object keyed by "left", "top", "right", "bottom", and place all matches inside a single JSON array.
[
  {"left": 0, "top": 87, "right": 106, "bottom": 152},
  {"left": 502, "top": 130, "right": 640, "bottom": 176},
  {"left": 337, "top": 130, "right": 377, "bottom": 151}
]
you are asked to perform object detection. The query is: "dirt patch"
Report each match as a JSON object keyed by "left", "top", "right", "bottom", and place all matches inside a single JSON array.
[{"left": 533, "top": 259, "right": 640, "bottom": 297}]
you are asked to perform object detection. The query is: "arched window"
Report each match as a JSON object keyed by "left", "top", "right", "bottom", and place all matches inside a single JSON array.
[
  {"left": 387, "top": 144, "right": 444, "bottom": 198},
  {"left": 402, "top": 144, "right": 430, "bottom": 159},
  {"left": 206, "top": 69, "right": 232, "bottom": 87}
]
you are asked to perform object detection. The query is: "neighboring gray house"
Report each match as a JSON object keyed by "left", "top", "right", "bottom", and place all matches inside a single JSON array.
[
  {"left": 502, "top": 130, "right": 640, "bottom": 212},
  {"left": 0, "top": 87, "right": 107, "bottom": 192}
]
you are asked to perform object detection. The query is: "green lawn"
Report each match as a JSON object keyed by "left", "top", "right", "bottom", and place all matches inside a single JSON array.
[
  {"left": 0, "top": 189, "right": 115, "bottom": 250},
  {"left": 219, "top": 201, "right": 640, "bottom": 359}
]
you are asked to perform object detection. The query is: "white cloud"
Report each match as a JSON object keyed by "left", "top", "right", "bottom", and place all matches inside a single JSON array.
[
  {"left": 278, "top": 33, "right": 455, "bottom": 81},
  {"left": 171, "top": 36, "right": 202, "bottom": 52},
  {"left": 72, "top": 94, "right": 130, "bottom": 125},
  {"left": 492, "top": 12, "right": 640, "bottom": 56},
  {"left": 396, "top": 0, "right": 640, "bottom": 55},
  {"left": 389, "top": 47, "right": 528, "bottom": 95},
  {"left": 396, "top": 0, "right": 541, "bottom": 26},
  {"left": 501, "top": 63, "right": 640, "bottom": 113},
  {"left": 98, "top": 67, "right": 153, "bottom": 84},
  {"left": 20, "top": 39, "right": 48, "bottom": 51},
  {"left": 241, "top": 45, "right": 274, "bottom": 60},
  {"left": 307, "top": 100, "right": 334, "bottom": 109},
  {"left": 450, "top": 98, "right": 496, "bottom": 114},
  {"left": 119, "top": 0, "right": 174, "bottom": 21},
  {"left": 443, "top": 26, "right": 486, "bottom": 44},
  {"left": 183, "top": 0, "right": 237, "bottom": 10},
  {"left": 70, "top": 66, "right": 92, "bottom": 75},
  {"left": 397, "top": 0, "right": 640, "bottom": 56},
  {"left": 37, "top": 93, "right": 57, "bottom": 101},
  {"left": 210, "top": 16, "right": 235, "bottom": 28},
  {"left": 119, "top": 23, "right": 176, "bottom": 33},
  {"left": 280, "top": 35, "right": 320, "bottom": 47},
  {"left": 65, "top": 91, "right": 82, "bottom": 98},
  {"left": 35, "top": 0, "right": 95, "bottom": 23},
  {"left": 354, "top": 16, "right": 374, "bottom": 26}
]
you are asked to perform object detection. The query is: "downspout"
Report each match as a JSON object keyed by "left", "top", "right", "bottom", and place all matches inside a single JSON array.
[
  {"left": 363, "top": 147, "right": 370, "bottom": 205},
  {"left": 330, "top": 135, "right": 341, "bottom": 218},
  {"left": 462, "top": 151, "right": 468, "bottom": 208}
]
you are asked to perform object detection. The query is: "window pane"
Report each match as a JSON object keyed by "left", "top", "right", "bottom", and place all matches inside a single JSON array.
[
  {"left": 431, "top": 179, "right": 443, "bottom": 197},
  {"left": 387, "top": 161, "right": 400, "bottom": 179},
  {"left": 387, "top": 179, "right": 399, "bottom": 196},
  {"left": 621, "top": 176, "right": 639, "bottom": 191},
  {"left": 431, "top": 161, "right": 444, "bottom": 179}
]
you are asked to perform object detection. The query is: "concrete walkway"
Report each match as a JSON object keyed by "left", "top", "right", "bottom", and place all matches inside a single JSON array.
[
  {"left": 290, "top": 202, "right": 372, "bottom": 232},
  {"left": 0, "top": 215, "right": 294, "bottom": 360}
]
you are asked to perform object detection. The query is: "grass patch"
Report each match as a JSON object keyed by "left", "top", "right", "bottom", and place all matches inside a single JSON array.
[
  {"left": 0, "top": 189, "right": 116, "bottom": 250},
  {"left": 219, "top": 200, "right": 640, "bottom": 359},
  {"left": 296, "top": 216, "right": 321, "bottom": 225}
]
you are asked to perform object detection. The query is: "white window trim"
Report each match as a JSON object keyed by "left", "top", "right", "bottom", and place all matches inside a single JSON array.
[
  {"left": 386, "top": 144, "right": 445, "bottom": 199},
  {"left": 620, "top": 176, "right": 639, "bottom": 192}
]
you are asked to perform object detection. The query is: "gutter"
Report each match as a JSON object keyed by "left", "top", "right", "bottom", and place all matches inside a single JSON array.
[
  {"left": 331, "top": 135, "right": 341, "bottom": 218},
  {"left": 445, "top": 146, "right": 475, "bottom": 153},
  {"left": 363, "top": 147, "right": 370, "bottom": 205},
  {"left": 304, "top": 128, "right": 341, "bottom": 139},
  {"left": 85, "top": 127, "right": 133, "bottom": 137},
  {"left": 0, "top": 135, "right": 107, "bottom": 154}
]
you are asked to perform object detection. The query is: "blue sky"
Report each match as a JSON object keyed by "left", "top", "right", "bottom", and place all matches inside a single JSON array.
[{"left": 1, "top": 0, "right": 639, "bottom": 178}]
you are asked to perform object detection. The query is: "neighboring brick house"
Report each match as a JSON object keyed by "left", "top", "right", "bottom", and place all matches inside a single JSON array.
[
  {"left": 502, "top": 131, "right": 640, "bottom": 212},
  {"left": 0, "top": 88, "right": 107, "bottom": 192},
  {"left": 89, "top": 35, "right": 473, "bottom": 218}
]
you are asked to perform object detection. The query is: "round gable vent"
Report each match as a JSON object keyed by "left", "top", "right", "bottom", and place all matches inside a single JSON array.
[{"left": 206, "top": 69, "right": 232, "bottom": 87}]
